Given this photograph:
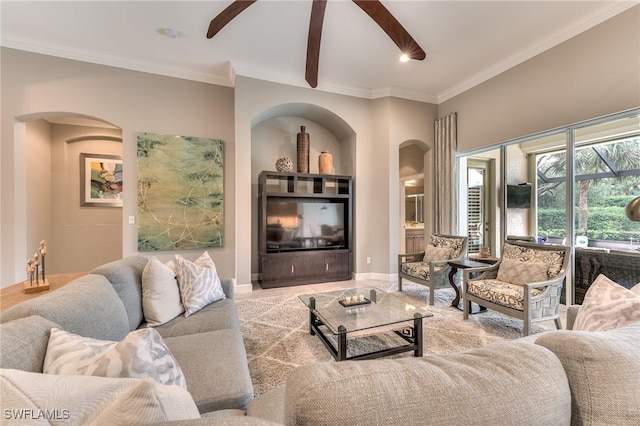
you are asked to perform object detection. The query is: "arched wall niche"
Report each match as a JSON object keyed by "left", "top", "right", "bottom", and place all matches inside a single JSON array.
[
  {"left": 250, "top": 102, "right": 357, "bottom": 279},
  {"left": 14, "top": 111, "right": 123, "bottom": 276}
]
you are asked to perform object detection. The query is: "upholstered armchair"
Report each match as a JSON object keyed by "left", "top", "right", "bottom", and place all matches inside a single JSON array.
[
  {"left": 462, "top": 241, "right": 570, "bottom": 336},
  {"left": 398, "top": 234, "right": 468, "bottom": 305}
]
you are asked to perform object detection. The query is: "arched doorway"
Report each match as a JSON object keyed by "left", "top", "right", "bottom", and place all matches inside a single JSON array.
[
  {"left": 399, "top": 140, "right": 429, "bottom": 253},
  {"left": 16, "top": 113, "right": 123, "bottom": 275}
]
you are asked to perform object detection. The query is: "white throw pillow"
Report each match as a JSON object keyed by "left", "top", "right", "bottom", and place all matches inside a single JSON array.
[
  {"left": 573, "top": 274, "right": 640, "bottom": 332},
  {"left": 43, "top": 327, "right": 187, "bottom": 388},
  {"left": 422, "top": 245, "right": 452, "bottom": 263},
  {"left": 496, "top": 258, "right": 548, "bottom": 285},
  {"left": 175, "top": 251, "right": 225, "bottom": 317},
  {"left": 631, "top": 282, "right": 640, "bottom": 296},
  {"left": 142, "top": 256, "right": 184, "bottom": 326},
  {"left": 0, "top": 369, "right": 200, "bottom": 424}
]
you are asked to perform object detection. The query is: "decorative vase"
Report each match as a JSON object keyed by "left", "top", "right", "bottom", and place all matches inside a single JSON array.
[
  {"left": 318, "top": 151, "right": 333, "bottom": 174},
  {"left": 297, "top": 125, "right": 310, "bottom": 173},
  {"left": 275, "top": 156, "right": 293, "bottom": 173}
]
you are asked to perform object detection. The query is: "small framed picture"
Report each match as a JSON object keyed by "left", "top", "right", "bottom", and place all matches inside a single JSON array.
[{"left": 80, "top": 153, "right": 123, "bottom": 207}]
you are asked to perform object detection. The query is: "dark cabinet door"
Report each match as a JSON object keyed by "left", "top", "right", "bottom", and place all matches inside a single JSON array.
[
  {"left": 324, "top": 252, "right": 350, "bottom": 280},
  {"left": 261, "top": 254, "right": 310, "bottom": 285}
]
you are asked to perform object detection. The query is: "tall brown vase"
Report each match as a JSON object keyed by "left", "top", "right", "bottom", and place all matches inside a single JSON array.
[{"left": 297, "top": 125, "right": 310, "bottom": 173}]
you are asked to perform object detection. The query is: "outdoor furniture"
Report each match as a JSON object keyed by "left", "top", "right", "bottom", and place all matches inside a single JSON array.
[
  {"left": 462, "top": 241, "right": 570, "bottom": 336},
  {"left": 574, "top": 247, "right": 640, "bottom": 304},
  {"left": 398, "top": 234, "right": 468, "bottom": 305}
]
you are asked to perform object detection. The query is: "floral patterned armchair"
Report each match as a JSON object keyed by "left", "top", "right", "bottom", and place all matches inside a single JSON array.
[
  {"left": 462, "top": 241, "right": 570, "bottom": 336},
  {"left": 398, "top": 234, "right": 468, "bottom": 305}
]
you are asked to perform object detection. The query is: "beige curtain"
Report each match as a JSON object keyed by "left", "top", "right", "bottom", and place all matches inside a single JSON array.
[{"left": 434, "top": 113, "right": 457, "bottom": 235}]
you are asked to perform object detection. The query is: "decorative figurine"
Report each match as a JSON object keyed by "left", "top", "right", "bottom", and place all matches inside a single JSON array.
[{"left": 23, "top": 240, "right": 50, "bottom": 294}]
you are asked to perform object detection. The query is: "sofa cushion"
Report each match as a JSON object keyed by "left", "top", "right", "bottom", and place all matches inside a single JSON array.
[
  {"left": 496, "top": 258, "right": 548, "bottom": 285},
  {"left": 91, "top": 255, "right": 148, "bottom": 330},
  {"left": 165, "top": 329, "right": 254, "bottom": 413},
  {"left": 502, "top": 242, "right": 565, "bottom": 278},
  {"left": 247, "top": 386, "right": 286, "bottom": 425},
  {"left": 142, "top": 256, "right": 184, "bottom": 326},
  {"left": 280, "top": 341, "right": 570, "bottom": 425},
  {"left": 573, "top": 274, "right": 640, "bottom": 332},
  {"left": 0, "top": 315, "right": 59, "bottom": 372},
  {"left": 0, "top": 369, "right": 200, "bottom": 424},
  {"left": 175, "top": 252, "right": 226, "bottom": 317},
  {"left": 430, "top": 235, "right": 466, "bottom": 259},
  {"left": 153, "top": 298, "right": 240, "bottom": 338},
  {"left": 0, "top": 274, "right": 130, "bottom": 341},
  {"left": 422, "top": 244, "right": 451, "bottom": 262},
  {"left": 535, "top": 322, "right": 640, "bottom": 425},
  {"left": 467, "top": 279, "right": 544, "bottom": 310},
  {"left": 44, "top": 327, "right": 186, "bottom": 388}
]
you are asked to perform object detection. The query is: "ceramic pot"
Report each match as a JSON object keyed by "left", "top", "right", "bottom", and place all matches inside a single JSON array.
[{"left": 319, "top": 151, "right": 333, "bottom": 174}]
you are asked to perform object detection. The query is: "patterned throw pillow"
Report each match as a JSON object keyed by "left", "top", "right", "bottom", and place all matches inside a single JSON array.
[
  {"left": 573, "top": 274, "right": 640, "bottom": 332},
  {"left": 422, "top": 245, "right": 452, "bottom": 263},
  {"left": 175, "top": 252, "right": 225, "bottom": 317},
  {"left": 142, "top": 257, "right": 185, "bottom": 326},
  {"left": 496, "top": 258, "right": 548, "bottom": 285},
  {"left": 43, "top": 328, "right": 186, "bottom": 388}
]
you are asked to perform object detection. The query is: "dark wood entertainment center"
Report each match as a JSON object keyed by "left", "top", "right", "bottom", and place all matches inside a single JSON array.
[{"left": 258, "top": 171, "right": 353, "bottom": 288}]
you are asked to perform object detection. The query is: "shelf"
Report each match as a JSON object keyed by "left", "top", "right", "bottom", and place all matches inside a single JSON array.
[{"left": 259, "top": 171, "right": 351, "bottom": 196}]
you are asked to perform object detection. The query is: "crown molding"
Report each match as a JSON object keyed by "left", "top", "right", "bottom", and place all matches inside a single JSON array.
[
  {"left": 0, "top": 35, "right": 234, "bottom": 87},
  {"left": 437, "top": 1, "right": 639, "bottom": 103}
]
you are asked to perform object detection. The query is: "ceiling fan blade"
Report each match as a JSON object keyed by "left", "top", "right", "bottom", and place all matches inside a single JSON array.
[
  {"left": 352, "top": 0, "right": 426, "bottom": 60},
  {"left": 306, "top": 0, "right": 327, "bottom": 88},
  {"left": 207, "top": 0, "right": 258, "bottom": 39}
]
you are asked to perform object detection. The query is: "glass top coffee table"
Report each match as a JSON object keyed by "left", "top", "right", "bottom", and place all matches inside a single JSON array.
[{"left": 298, "top": 287, "right": 433, "bottom": 361}]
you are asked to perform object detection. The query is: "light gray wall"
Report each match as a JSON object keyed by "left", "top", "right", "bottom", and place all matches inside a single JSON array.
[
  {"left": 1, "top": 48, "right": 236, "bottom": 287},
  {"left": 50, "top": 124, "right": 123, "bottom": 273},
  {"left": 25, "top": 120, "right": 52, "bottom": 268},
  {"left": 439, "top": 5, "right": 640, "bottom": 153}
]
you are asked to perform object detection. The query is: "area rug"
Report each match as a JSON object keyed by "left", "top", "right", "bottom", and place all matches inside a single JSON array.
[{"left": 236, "top": 281, "right": 548, "bottom": 396}]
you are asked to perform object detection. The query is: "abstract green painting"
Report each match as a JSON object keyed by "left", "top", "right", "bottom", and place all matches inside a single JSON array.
[{"left": 137, "top": 133, "right": 224, "bottom": 251}]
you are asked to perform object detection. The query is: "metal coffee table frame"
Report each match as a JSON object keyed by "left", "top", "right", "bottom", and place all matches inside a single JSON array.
[{"left": 302, "top": 288, "right": 429, "bottom": 362}]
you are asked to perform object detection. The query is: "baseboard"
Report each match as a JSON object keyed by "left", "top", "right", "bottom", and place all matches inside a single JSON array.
[
  {"left": 235, "top": 280, "right": 253, "bottom": 294},
  {"left": 353, "top": 272, "right": 397, "bottom": 282}
]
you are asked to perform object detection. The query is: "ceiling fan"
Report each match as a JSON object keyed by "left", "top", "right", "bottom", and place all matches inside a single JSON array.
[{"left": 206, "top": 0, "right": 426, "bottom": 88}]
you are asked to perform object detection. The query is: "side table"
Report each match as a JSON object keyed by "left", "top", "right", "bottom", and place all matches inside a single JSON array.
[{"left": 447, "top": 259, "right": 497, "bottom": 313}]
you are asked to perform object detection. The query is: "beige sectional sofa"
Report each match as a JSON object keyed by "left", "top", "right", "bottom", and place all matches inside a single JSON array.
[
  {"left": 246, "top": 306, "right": 640, "bottom": 425},
  {"left": 0, "top": 255, "right": 255, "bottom": 424}
]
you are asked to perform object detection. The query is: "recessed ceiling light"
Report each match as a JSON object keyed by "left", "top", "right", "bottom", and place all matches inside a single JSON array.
[
  {"left": 160, "top": 28, "right": 180, "bottom": 39},
  {"left": 399, "top": 53, "right": 410, "bottom": 63}
]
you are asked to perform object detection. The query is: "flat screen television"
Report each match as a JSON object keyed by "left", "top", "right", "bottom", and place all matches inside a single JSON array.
[
  {"left": 507, "top": 183, "right": 532, "bottom": 209},
  {"left": 265, "top": 198, "right": 347, "bottom": 252}
]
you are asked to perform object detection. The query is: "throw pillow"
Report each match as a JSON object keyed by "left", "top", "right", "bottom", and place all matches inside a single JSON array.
[
  {"left": 496, "top": 258, "right": 548, "bottom": 285},
  {"left": 141, "top": 256, "right": 184, "bottom": 327},
  {"left": 1, "top": 369, "right": 200, "bottom": 424},
  {"left": 631, "top": 282, "right": 640, "bottom": 296},
  {"left": 422, "top": 245, "right": 452, "bottom": 263},
  {"left": 175, "top": 252, "right": 225, "bottom": 317},
  {"left": 43, "top": 327, "right": 187, "bottom": 389},
  {"left": 573, "top": 274, "right": 640, "bottom": 332},
  {"left": 535, "top": 322, "right": 640, "bottom": 425}
]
